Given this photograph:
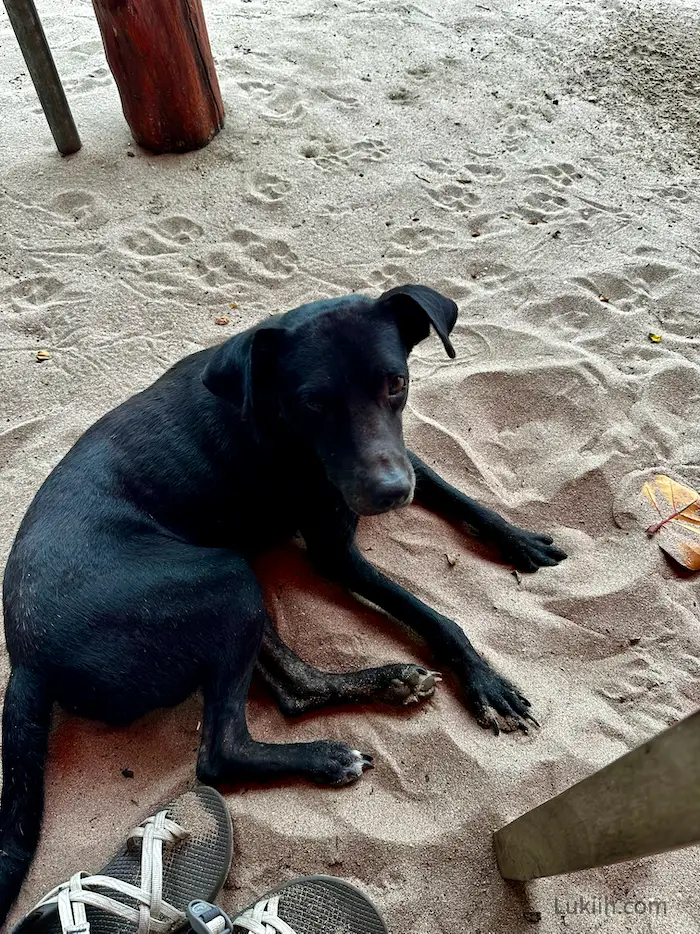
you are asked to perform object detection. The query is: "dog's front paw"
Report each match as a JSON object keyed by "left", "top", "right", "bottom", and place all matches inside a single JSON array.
[
  {"left": 494, "top": 523, "right": 567, "bottom": 573},
  {"left": 381, "top": 665, "right": 442, "bottom": 706},
  {"left": 308, "top": 741, "right": 374, "bottom": 785},
  {"left": 465, "top": 663, "right": 538, "bottom": 736}
]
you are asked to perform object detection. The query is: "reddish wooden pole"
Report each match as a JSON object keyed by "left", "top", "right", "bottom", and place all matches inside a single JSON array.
[{"left": 91, "top": 0, "right": 224, "bottom": 154}]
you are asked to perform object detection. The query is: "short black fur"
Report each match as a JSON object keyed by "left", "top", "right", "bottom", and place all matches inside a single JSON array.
[{"left": 0, "top": 285, "right": 566, "bottom": 923}]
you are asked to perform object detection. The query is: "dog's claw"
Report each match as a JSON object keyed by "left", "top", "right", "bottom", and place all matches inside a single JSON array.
[
  {"left": 385, "top": 664, "right": 441, "bottom": 706},
  {"left": 467, "top": 663, "right": 537, "bottom": 736},
  {"left": 312, "top": 745, "right": 377, "bottom": 785},
  {"left": 494, "top": 523, "right": 567, "bottom": 573}
]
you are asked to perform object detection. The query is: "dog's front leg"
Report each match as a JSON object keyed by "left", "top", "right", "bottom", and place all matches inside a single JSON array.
[
  {"left": 409, "top": 452, "right": 567, "bottom": 573},
  {"left": 309, "top": 537, "right": 536, "bottom": 735}
]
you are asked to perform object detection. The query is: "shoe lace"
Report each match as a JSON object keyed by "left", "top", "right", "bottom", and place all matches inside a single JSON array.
[
  {"left": 231, "top": 895, "right": 297, "bottom": 934},
  {"left": 32, "top": 810, "right": 190, "bottom": 934}
]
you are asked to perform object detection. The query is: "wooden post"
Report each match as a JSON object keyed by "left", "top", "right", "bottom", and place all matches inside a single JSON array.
[
  {"left": 3, "top": 0, "right": 81, "bottom": 155},
  {"left": 494, "top": 710, "right": 700, "bottom": 880},
  {"left": 91, "top": 0, "right": 224, "bottom": 154}
]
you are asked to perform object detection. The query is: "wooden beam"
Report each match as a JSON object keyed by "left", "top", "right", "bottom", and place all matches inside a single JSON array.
[
  {"left": 91, "top": 0, "right": 224, "bottom": 154},
  {"left": 494, "top": 710, "right": 700, "bottom": 880},
  {"left": 3, "top": 0, "right": 81, "bottom": 155}
]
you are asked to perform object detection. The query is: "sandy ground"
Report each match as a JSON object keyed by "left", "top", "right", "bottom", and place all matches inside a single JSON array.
[{"left": 2, "top": 0, "right": 700, "bottom": 930}]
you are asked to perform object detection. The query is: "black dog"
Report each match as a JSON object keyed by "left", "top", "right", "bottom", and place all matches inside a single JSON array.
[{"left": 0, "top": 284, "right": 565, "bottom": 922}]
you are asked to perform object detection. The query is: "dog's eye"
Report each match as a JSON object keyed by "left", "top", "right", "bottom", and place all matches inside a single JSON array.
[
  {"left": 388, "top": 375, "right": 407, "bottom": 396},
  {"left": 304, "top": 397, "right": 325, "bottom": 414}
]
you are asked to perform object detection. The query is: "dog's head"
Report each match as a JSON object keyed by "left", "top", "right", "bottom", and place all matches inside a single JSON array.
[{"left": 202, "top": 284, "right": 458, "bottom": 515}]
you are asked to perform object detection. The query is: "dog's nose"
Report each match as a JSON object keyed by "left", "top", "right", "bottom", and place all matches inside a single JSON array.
[{"left": 374, "top": 472, "right": 413, "bottom": 511}]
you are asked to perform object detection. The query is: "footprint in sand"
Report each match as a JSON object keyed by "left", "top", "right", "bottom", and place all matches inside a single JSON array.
[
  {"left": 317, "top": 85, "right": 359, "bottom": 107},
  {"left": 422, "top": 180, "right": 480, "bottom": 213},
  {"left": 123, "top": 231, "right": 179, "bottom": 257},
  {"left": 49, "top": 190, "right": 103, "bottom": 226},
  {"left": 228, "top": 229, "right": 299, "bottom": 280},
  {"left": 406, "top": 63, "right": 434, "bottom": 80},
  {"left": 249, "top": 172, "right": 292, "bottom": 204},
  {"left": 346, "top": 139, "right": 390, "bottom": 162},
  {"left": 418, "top": 158, "right": 503, "bottom": 212},
  {"left": 237, "top": 79, "right": 276, "bottom": 98},
  {"left": 525, "top": 190, "right": 569, "bottom": 212},
  {"left": 155, "top": 216, "right": 204, "bottom": 244},
  {"left": 654, "top": 185, "right": 694, "bottom": 204},
  {"left": 514, "top": 189, "right": 571, "bottom": 225},
  {"left": 463, "top": 162, "right": 506, "bottom": 182},
  {"left": 123, "top": 217, "right": 204, "bottom": 256},
  {"left": 260, "top": 87, "right": 306, "bottom": 127},
  {"left": 1, "top": 275, "right": 77, "bottom": 312},
  {"left": 193, "top": 250, "right": 245, "bottom": 288},
  {"left": 64, "top": 65, "right": 113, "bottom": 96},
  {"left": 525, "top": 163, "right": 584, "bottom": 187},
  {"left": 385, "top": 225, "right": 452, "bottom": 257},
  {"left": 303, "top": 138, "right": 390, "bottom": 171},
  {"left": 387, "top": 87, "right": 417, "bottom": 104},
  {"left": 364, "top": 263, "right": 416, "bottom": 291},
  {"left": 66, "top": 38, "right": 104, "bottom": 59}
]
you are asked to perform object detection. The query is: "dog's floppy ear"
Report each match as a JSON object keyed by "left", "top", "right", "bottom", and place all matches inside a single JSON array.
[
  {"left": 201, "top": 321, "right": 281, "bottom": 422},
  {"left": 377, "top": 284, "right": 458, "bottom": 358}
]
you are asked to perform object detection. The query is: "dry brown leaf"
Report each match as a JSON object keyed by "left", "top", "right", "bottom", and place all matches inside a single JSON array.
[{"left": 640, "top": 474, "right": 700, "bottom": 570}]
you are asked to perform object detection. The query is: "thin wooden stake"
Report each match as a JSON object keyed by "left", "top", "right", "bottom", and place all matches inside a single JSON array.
[{"left": 3, "top": 0, "right": 81, "bottom": 155}]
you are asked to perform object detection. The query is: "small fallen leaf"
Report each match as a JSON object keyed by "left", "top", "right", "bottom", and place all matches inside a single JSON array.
[
  {"left": 649, "top": 332, "right": 662, "bottom": 343},
  {"left": 215, "top": 316, "right": 230, "bottom": 326},
  {"left": 229, "top": 302, "right": 239, "bottom": 309},
  {"left": 36, "top": 349, "right": 51, "bottom": 362},
  {"left": 640, "top": 474, "right": 700, "bottom": 570}
]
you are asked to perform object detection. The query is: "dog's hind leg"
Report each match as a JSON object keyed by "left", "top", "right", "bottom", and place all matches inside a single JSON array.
[
  {"left": 256, "top": 621, "right": 440, "bottom": 715},
  {"left": 197, "top": 658, "right": 373, "bottom": 787},
  {"left": 196, "top": 564, "right": 373, "bottom": 787}
]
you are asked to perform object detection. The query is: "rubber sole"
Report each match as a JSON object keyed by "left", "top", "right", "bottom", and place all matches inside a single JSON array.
[{"left": 231, "top": 875, "right": 389, "bottom": 934}]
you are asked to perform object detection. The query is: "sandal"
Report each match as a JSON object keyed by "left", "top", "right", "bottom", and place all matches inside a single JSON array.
[
  {"left": 187, "top": 876, "right": 388, "bottom": 934},
  {"left": 13, "top": 785, "right": 233, "bottom": 934}
]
